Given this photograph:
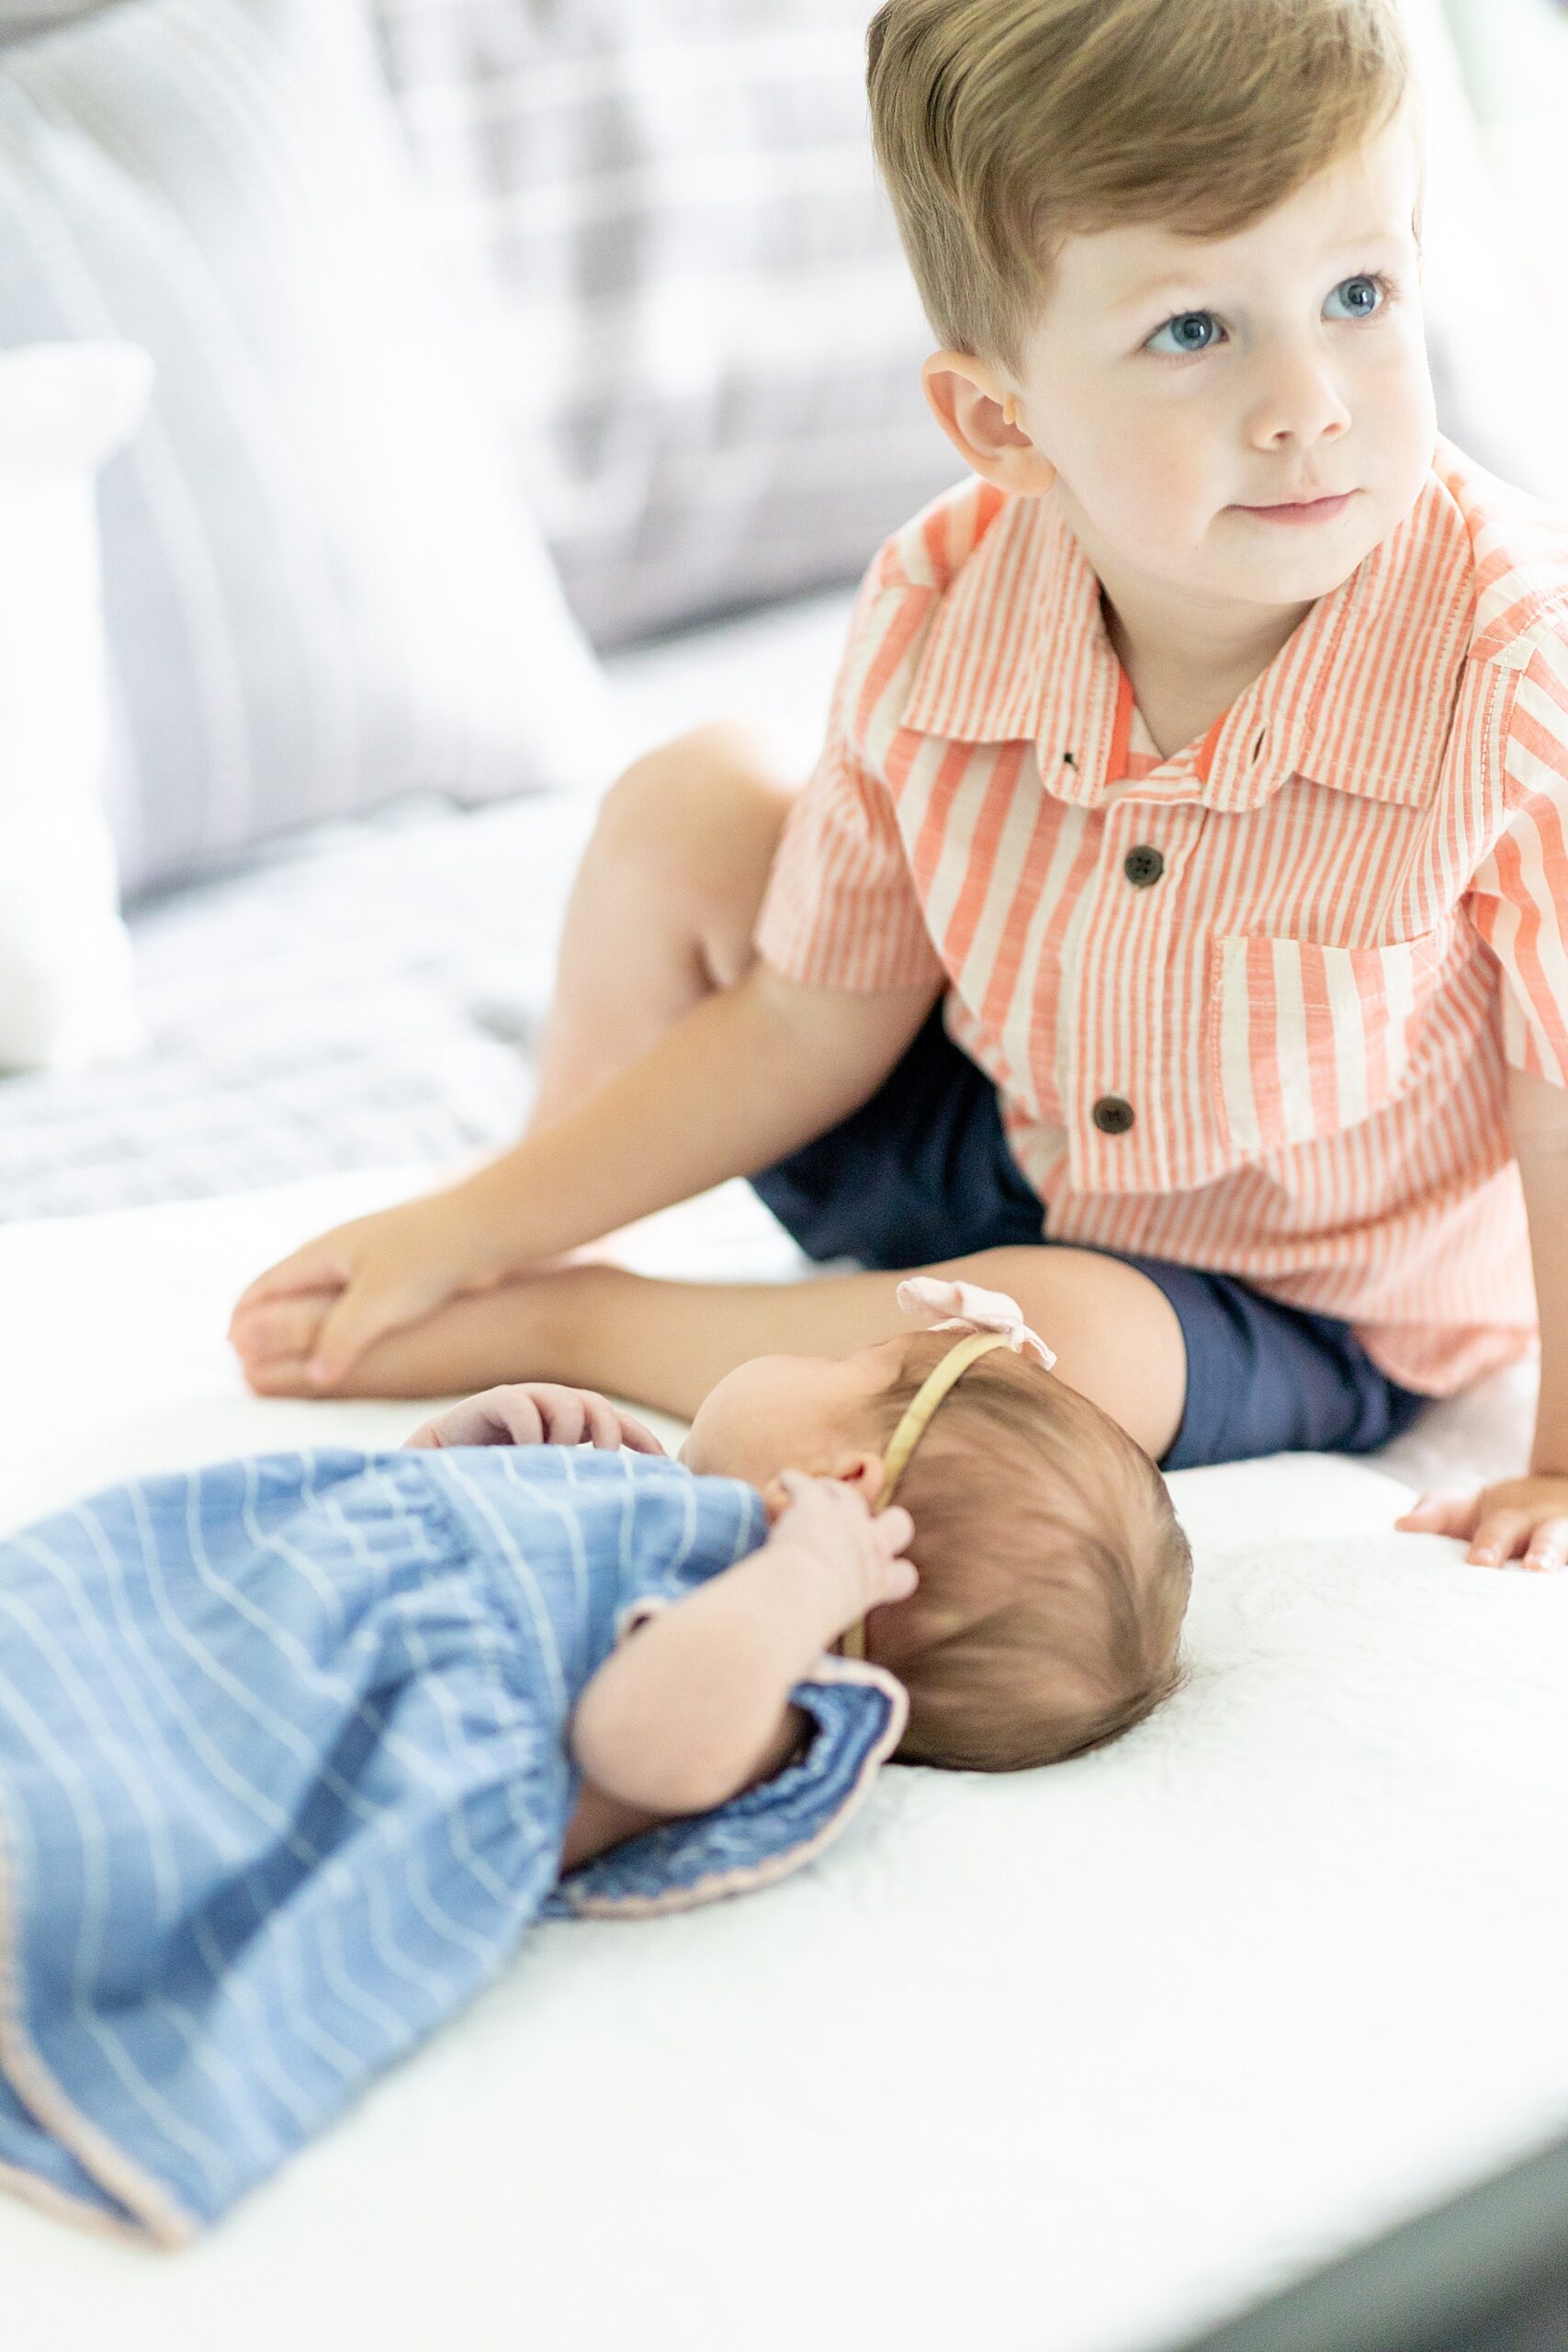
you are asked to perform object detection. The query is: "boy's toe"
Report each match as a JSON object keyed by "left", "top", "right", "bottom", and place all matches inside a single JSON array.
[
  {"left": 243, "top": 1356, "right": 319, "bottom": 1397},
  {"left": 232, "top": 1297, "right": 332, "bottom": 1365}
]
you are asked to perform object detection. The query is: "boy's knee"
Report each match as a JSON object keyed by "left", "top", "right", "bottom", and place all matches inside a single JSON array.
[
  {"left": 601, "top": 723, "right": 793, "bottom": 843},
  {"left": 945, "top": 1244, "right": 1188, "bottom": 1463},
  {"left": 594, "top": 724, "right": 799, "bottom": 948}
]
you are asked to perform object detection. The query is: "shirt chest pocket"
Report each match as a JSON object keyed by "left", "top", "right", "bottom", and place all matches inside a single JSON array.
[{"left": 1202, "top": 922, "right": 1451, "bottom": 1159}]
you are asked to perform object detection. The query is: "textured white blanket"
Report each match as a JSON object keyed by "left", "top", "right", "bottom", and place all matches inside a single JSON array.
[{"left": 0, "top": 1170, "right": 1563, "bottom": 2352}]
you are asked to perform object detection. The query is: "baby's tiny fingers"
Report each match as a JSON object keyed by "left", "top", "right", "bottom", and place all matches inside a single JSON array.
[
  {"left": 427, "top": 1390, "right": 546, "bottom": 1448},
  {"left": 577, "top": 1392, "right": 626, "bottom": 1449},
  {"left": 615, "top": 1411, "right": 667, "bottom": 1457},
  {"left": 537, "top": 1393, "right": 588, "bottom": 1445},
  {"left": 875, "top": 1503, "right": 914, "bottom": 1555},
  {"left": 879, "top": 1555, "right": 919, "bottom": 1602}
]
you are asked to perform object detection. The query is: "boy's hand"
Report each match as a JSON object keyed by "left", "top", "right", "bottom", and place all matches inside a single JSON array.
[
  {"left": 1394, "top": 1475, "right": 1568, "bottom": 1569},
  {"left": 761, "top": 1469, "right": 919, "bottom": 1645},
  {"left": 403, "top": 1384, "right": 667, "bottom": 1455},
  {"left": 229, "top": 1189, "right": 509, "bottom": 1388}
]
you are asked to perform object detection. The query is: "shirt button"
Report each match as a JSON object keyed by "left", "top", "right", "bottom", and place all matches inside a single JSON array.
[
  {"left": 1123, "top": 845, "right": 1164, "bottom": 888},
  {"left": 1092, "top": 1095, "right": 1135, "bottom": 1135}
]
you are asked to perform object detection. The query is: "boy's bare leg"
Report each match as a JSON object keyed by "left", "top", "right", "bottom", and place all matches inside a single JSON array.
[
  {"left": 242, "top": 1246, "right": 1188, "bottom": 1465},
  {"left": 243, "top": 732, "right": 1190, "bottom": 1455},
  {"left": 530, "top": 720, "right": 798, "bottom": 1131}
]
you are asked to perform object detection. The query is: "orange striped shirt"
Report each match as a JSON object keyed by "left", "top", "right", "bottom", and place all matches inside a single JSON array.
[{"left": 754, "top": 434, "right": 1568, "bottom": 1397}]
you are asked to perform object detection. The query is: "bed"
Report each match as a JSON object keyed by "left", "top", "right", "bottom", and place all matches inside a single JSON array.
[
  {"left": 1, "top": 1153, "right": 1565, "bottom": 2352},
  {"left": 4, "top": 584, "right": 1568, "bottom": 2350}
]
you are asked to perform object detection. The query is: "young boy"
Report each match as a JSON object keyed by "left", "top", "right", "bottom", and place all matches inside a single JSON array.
[{"left": 231, "top": 0, "right": 1568, "bottom": 1570}]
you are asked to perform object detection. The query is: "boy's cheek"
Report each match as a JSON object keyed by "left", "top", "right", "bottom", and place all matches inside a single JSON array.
[{"left": 1052, "top": 428, "right": 1211, "bottom": 560}]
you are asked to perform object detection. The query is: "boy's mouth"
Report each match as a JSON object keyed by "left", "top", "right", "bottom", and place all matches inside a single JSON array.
[{"left": 1237, "top": 490, "right": 1358, "bottom": 525}]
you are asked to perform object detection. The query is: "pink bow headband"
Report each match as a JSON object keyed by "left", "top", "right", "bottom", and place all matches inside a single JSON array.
[{"left": 893, "top": 1277, "right": 1056, "bottom": 1370}]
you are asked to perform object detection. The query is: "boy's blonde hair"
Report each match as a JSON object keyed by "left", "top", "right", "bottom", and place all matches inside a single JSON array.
[
  {"left": 873, "top": 1331, "right": 1192, "bottom": 1771},
  {"left": 866, "top": 0, "right": 1419, "bottom": 379}
]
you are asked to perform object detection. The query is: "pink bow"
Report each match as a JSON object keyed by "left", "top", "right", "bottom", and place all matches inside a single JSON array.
[{"left": 895, "top": 1277, "right": 1056, "bottom": 1370}]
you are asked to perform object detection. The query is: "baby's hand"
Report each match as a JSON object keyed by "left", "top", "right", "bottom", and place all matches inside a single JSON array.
[
  {"left": 762, "top": 1470, "right": 918, "bottom": 1643},
  {"left": 229, "top": 1189, "right": 510, "bottom": 1389},
  {"left": 403, "top": 1384, "right": 667, "bottom": 1455}
]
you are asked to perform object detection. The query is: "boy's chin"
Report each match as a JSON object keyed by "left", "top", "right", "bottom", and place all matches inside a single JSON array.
[{"left": 1213, "top": 531, "right": 1363, "bottom": 606}]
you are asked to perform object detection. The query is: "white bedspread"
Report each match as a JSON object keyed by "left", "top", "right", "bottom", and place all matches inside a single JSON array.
[{"left": 1, "top": 1170, "right": 1564, "bottom": 2352}]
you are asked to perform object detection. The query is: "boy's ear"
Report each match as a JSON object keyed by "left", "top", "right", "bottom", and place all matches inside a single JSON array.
[{"left": 920, "top": 350, "right": 1057, "bottom": 496}]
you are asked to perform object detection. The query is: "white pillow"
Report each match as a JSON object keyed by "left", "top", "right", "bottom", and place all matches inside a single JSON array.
[
  {"left": 368, "top": 0, "right": 963, "bottom": 649},
  {"left": 0, "top": 340, "right": 148, "bottom": 1073},
  {"left": 0, "top": 0, "right": 619, "bottom": 899}
]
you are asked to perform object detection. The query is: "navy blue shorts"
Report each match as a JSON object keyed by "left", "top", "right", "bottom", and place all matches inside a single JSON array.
[{"left": 750, "top": 1001, "right": 1429, "bottom": 1473}]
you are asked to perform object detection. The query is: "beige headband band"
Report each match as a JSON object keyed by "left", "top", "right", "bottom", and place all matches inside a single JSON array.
[{"left": 836, "top": 1329, "right": 1012, "bottom": 1662}]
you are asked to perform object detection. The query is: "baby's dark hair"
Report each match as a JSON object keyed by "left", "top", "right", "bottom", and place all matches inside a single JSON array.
[{"left": 870, "top": 1330, "right": 1191, "bottom": 1770}]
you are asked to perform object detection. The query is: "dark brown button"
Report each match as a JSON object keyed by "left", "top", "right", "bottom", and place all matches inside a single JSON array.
[
  {"left": 1092, "top": 1094, "right": 1135, "bottom": 1135},
  {"left": 1123, "top": 845, "right": 1164, "bottom": 888}
]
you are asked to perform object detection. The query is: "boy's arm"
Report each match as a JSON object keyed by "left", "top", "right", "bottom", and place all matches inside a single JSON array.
[
  {"left": 1508, "top": 1065, "right": 1568, "bottom": 1475},
  {"left": 462, "top": 964, "right": 936, "bottom": 1269},
  {"left": 1400, "top": 1065, "right": 1568, "bottom": 1566},
  {"left": 234, "top": 963, "right": 938, "bottom": 1385},
  {"left": 570, "top": 1475, "right": 915, "bottom": 1819}
]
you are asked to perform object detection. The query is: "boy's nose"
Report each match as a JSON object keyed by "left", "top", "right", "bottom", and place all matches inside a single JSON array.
[{"left": 1241, "top": 343, "right": 1354, "bottom": 451}]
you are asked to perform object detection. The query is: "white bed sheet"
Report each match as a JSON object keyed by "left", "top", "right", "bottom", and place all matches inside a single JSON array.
[{"left": 0, "top": 1169, "right": 1564, "bottom": 2352}]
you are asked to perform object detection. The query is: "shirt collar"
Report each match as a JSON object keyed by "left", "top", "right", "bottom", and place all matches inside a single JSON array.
[{"left": 900, "top": 455, "right": 1477, "bottom": 813}]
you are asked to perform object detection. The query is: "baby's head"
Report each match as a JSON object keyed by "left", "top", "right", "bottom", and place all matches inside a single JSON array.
[
  {"left": 680, "top": 1288, "right": 1191, "bottom": 1770},
  {"left": 869, "top": 0, "right": 1435, "bottom": 620}
]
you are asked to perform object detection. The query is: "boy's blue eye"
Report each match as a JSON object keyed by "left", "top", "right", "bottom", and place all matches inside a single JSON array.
[
  {"left": 1325, "top": 272, "right": 1382, "bottom": 320},
  {"left": 1146, "top": 310, "right": 1222, "bottom": 355},
  {"left": 1144, "top": 271, "right": 1394, "bottom": 357}
]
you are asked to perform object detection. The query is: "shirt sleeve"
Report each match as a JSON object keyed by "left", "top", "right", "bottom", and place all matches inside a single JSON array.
[
  {"left": 542, "top": 1654, "right": 908, "bottom": 1919},
  {"left": 752, "top": 547, "right": 948, "bottom": 994},
  {"left": 1463, "top": 638, "right": 1568, "bottom": 1089}
]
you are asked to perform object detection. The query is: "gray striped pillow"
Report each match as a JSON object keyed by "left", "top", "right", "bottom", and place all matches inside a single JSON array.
[
  {"left": 369, "top": 0, "right": 962, "bottom": 649},
  {"left": 0, "top": 4, "right": 110, "bottom": 35},
  {"left": 0, "top": 0, "right": 614, "bottom": 898}
]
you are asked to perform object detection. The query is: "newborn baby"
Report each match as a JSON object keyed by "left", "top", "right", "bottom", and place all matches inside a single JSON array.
[
  {"left": 667, "top": 1275, "right": 1192, "bottom": 1770},
  {"left": 0, "top": 1283, "right": 1190, "bottom": 2242}
]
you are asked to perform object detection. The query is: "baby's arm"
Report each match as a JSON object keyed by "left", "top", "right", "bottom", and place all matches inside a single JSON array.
[{"left": 569, "top": 1475, "right": 916, "bottom": 1820}]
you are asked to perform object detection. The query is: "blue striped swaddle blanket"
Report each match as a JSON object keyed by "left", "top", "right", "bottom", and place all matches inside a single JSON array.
[{"left": 0, "top": 1445, "right": 904, "bottom": 2244}]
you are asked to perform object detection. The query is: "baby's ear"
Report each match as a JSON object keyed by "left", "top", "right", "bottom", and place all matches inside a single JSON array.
[
  {"left": 759, "top": 1453, "right": 886, "bottom": 1521},
  {"left": 832, "top": 1451, "right": 887, "bottom": 1503}
]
